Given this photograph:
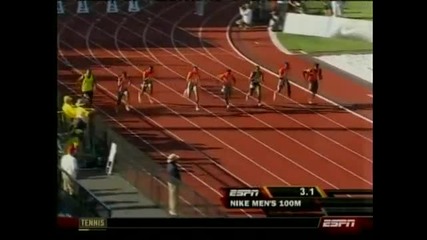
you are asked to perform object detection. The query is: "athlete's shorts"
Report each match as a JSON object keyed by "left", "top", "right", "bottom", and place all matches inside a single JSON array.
[
  {"left": 308, "top": 81, "right": 319, "bottom": 94},
  {"left": 187, "top": 82, "right": 198, "bottom": 98},
  {"left": 141, "top": 79, "right": 153, "bottom": 94},
  {"left": 117, "top": 89, "right": 129, "bottom": 105},
  {"left": 249, "top": 82, "right": 261, "bottom": 95},
  {"left": 277, "top": 78, "right": 287, "bottom": 91},
  {"left": 223, "top": 85, "right": 232, "bottom": 98},
  {"left": 82, "top": 90, "right": 93, "bottom": 103}
]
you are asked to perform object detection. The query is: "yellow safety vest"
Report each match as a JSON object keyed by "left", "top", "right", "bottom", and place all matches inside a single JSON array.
[{"left": 82, "top": 74, "right": 94, "bottom": 92}]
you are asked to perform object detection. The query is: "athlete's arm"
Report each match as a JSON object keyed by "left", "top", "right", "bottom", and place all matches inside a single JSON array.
[
  {"left": 249, "top": 72, "right": 254, "bottom": 81},
  {"left": 302, "top": 69, "right": 309, "bottom": 80},
  {"left": 218, "top": 73, "right": 226, "bottom": 82},
  {"left": 318, "top": 69, "right": 323, "bottom": 80},
  {"left": 142, "top": 71, "right": 147, "bottom": 81},
  {"left": 260, "top": 72, "right": 264, "bottom": 82},
  {"left": 127, "top": 77, "right": 131, "bottom": 88},
  {"left": 232, "top": 75, "right": 236, "bottom": 85}
]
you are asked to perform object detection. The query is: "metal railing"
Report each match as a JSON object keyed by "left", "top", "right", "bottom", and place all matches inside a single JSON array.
[{"left": 93, "top": 116, "right": 228, "bottom": 217}]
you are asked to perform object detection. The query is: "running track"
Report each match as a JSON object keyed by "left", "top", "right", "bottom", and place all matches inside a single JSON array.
[{"left": 57, "top": 1, "right": 373, "bottom": 217}]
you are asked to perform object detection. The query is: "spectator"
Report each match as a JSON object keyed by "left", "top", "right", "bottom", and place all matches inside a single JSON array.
[
  {"left": 276, "top": 0, "right": 286, "bottom": 12},
  {"left": 235, "top": 3, "right": 253, "bottom": 29},
  {"left": 248, "top": 1, "right": 261, "bottom": 23},
  {"left": 194, "top": 0, "right": 205, "bottom": 16},
  {"left": 269, "top": 11, "right": 281, "bottom": 32},
  {"left": 331, "top": 0, "right": 343, "bottom": 17},
  {"left": 166, "top": 153, "right": 181, "bottom": 216},
  {"left": 323, "top": 0, "right": 332, "bottom": 16},
  {"left": 59, "top": 144, "right": 79, "bottom": 196},
  {"left": 288, "top": 0, "right": 303, "bottom": 14}
]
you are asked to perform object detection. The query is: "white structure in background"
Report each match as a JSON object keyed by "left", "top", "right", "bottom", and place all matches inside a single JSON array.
[
  {"left": 315, "top": 54, "right": 373, "bottom": 84},
  {"left": 195, "top": 0, "right": 206, "bottom": 16},
  {"left": 107, "top": 0, "right": 119, "bottom": 13},
  {"left": 77, "top": 0, "right": 89, "bottom": 14},
  {"left": 282, "top": 13, "right": 372, "bottom": 43},
  {"left": 106, "top": 143, "right": 117, "bottom": 175},
  {"left": 57, "top": 1, "right": 64, "bottom": 14},
  {"left": 128, "top": 0, "right": 141, "bottom": 13},
  {"left": 277, "top": 13, "right": 373, "bottom": 83}
]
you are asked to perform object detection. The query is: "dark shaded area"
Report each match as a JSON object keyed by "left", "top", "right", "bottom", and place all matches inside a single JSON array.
[{"left": 59, "top": 1, "right": 218, "bottom": 49}]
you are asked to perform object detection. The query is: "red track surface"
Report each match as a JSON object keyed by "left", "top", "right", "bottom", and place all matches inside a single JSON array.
[{"left": 57, "top": 1, "right": 373, "bottom": 217}]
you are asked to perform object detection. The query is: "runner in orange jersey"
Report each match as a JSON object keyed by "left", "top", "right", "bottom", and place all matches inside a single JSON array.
[
  {"left": 217, "top": 69, "right": 237, "bottom": 110},
  {"left": 116, "top": 71, "right": 131, "bottom": 113},
  {"left": 273, "top": 61, "right": 291, "bottom": 101},
  {"left": 302, "top": 63, "right": 323, "bottom": 104},
  {"left": 138, "top": 66, "right": 154, "bottom": 104},
  {"left": 183, "top": 66, "right": 201, "bottom": 111}
]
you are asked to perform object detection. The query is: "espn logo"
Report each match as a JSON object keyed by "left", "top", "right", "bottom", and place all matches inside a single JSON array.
[
  {"left": 229, "top": 189, "right": 260, "bottom": 197},
  {"left": 321, "top": 218, "right": 356, "bottom": 228}
]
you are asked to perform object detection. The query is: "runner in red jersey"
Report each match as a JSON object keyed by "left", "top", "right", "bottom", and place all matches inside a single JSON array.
[
  {"left": 138, "top": 66, "right": 154, "bottom": 104},
  {"left": 116, "top": 71, "right": 131, "bottom": 113},
  {"left": 302, "top": 63, "right": 323, "bottom": 104},
  {"left": 183, "top": 66, "right": 201, "bottom": 111},
  {"left": 217, "top": 69, "right": 237, "bottom": 109},
  {"left": 273, "top": 61, "right": 291, "bottom": 101}
]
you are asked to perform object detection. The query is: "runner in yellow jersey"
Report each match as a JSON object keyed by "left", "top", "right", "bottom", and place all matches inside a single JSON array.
[{"left": 78, "top": 69, "right": 96, "bottom": 105}]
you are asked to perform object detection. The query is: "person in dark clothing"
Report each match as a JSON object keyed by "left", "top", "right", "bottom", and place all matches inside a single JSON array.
[{"left": 166, "top": 154, "right": 181, "bottom": 216}]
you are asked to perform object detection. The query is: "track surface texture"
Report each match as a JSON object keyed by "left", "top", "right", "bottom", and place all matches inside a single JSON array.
[{"left": 57, "top": 1, "right": 373, "bottom": 217}]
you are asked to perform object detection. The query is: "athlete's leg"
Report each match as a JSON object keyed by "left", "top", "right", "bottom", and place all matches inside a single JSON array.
[
  {"left": 188, "top": 83, "right": 193, "bottom": 100},
  {"left": 183, "top": 82, "right": 189, "bottom": 97},
  {"left": 124, "top": 91, "right": 130, "bottom": 111},
  {"left": 193, "top": 85, "right": 200, "bottom": 111},
  {"left": 256, "top": 85, "right": 262, "bottom": 106},
  {"left": 285, "top": 79, "right": 291, "bottom": 98},
  {"left": 82, "top": 91, "right": 93, "bottom": 105},
  {"left": 224, "top": 86, "right": 231, "bottom": 109},
  {"left": 116, "top": 91, "right": 123, "bottom": 113},
  {"left": 88, "top": 91, "right": 94, "bottom": 105},
  {"left": 273, "top": 79, "right": 283, "bottom": 101},
  {"left": 138, "top": 83, "right": 144, "bottom": 103},
  {"left": 144, "top": 82, "right": 153, "bottom": 104},
  {"left": 246, "top": 83, "right": 254, "bottom": 101},
  {"left": 311, "top": 81, "right": 318, "bottom": 103},
  {"left": 308, "top": 81, "right": 318, "bottom": 104}
]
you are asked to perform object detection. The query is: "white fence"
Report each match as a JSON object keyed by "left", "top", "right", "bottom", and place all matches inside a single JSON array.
[{"left": 282, "top": 13, "right": 372, "bottom": 43}]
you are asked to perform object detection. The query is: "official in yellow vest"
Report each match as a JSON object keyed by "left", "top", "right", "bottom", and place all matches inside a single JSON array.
[
  {"left": 78, "top": 69, "right": 96, "bottom": 105},
  {"left": 62, "top": 96, "right": 77, "bottom": 119}
]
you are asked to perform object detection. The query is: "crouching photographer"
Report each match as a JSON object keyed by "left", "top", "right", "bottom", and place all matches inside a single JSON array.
[{"left": 235, "top": 3, "right": 253, "bottom": 29}]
